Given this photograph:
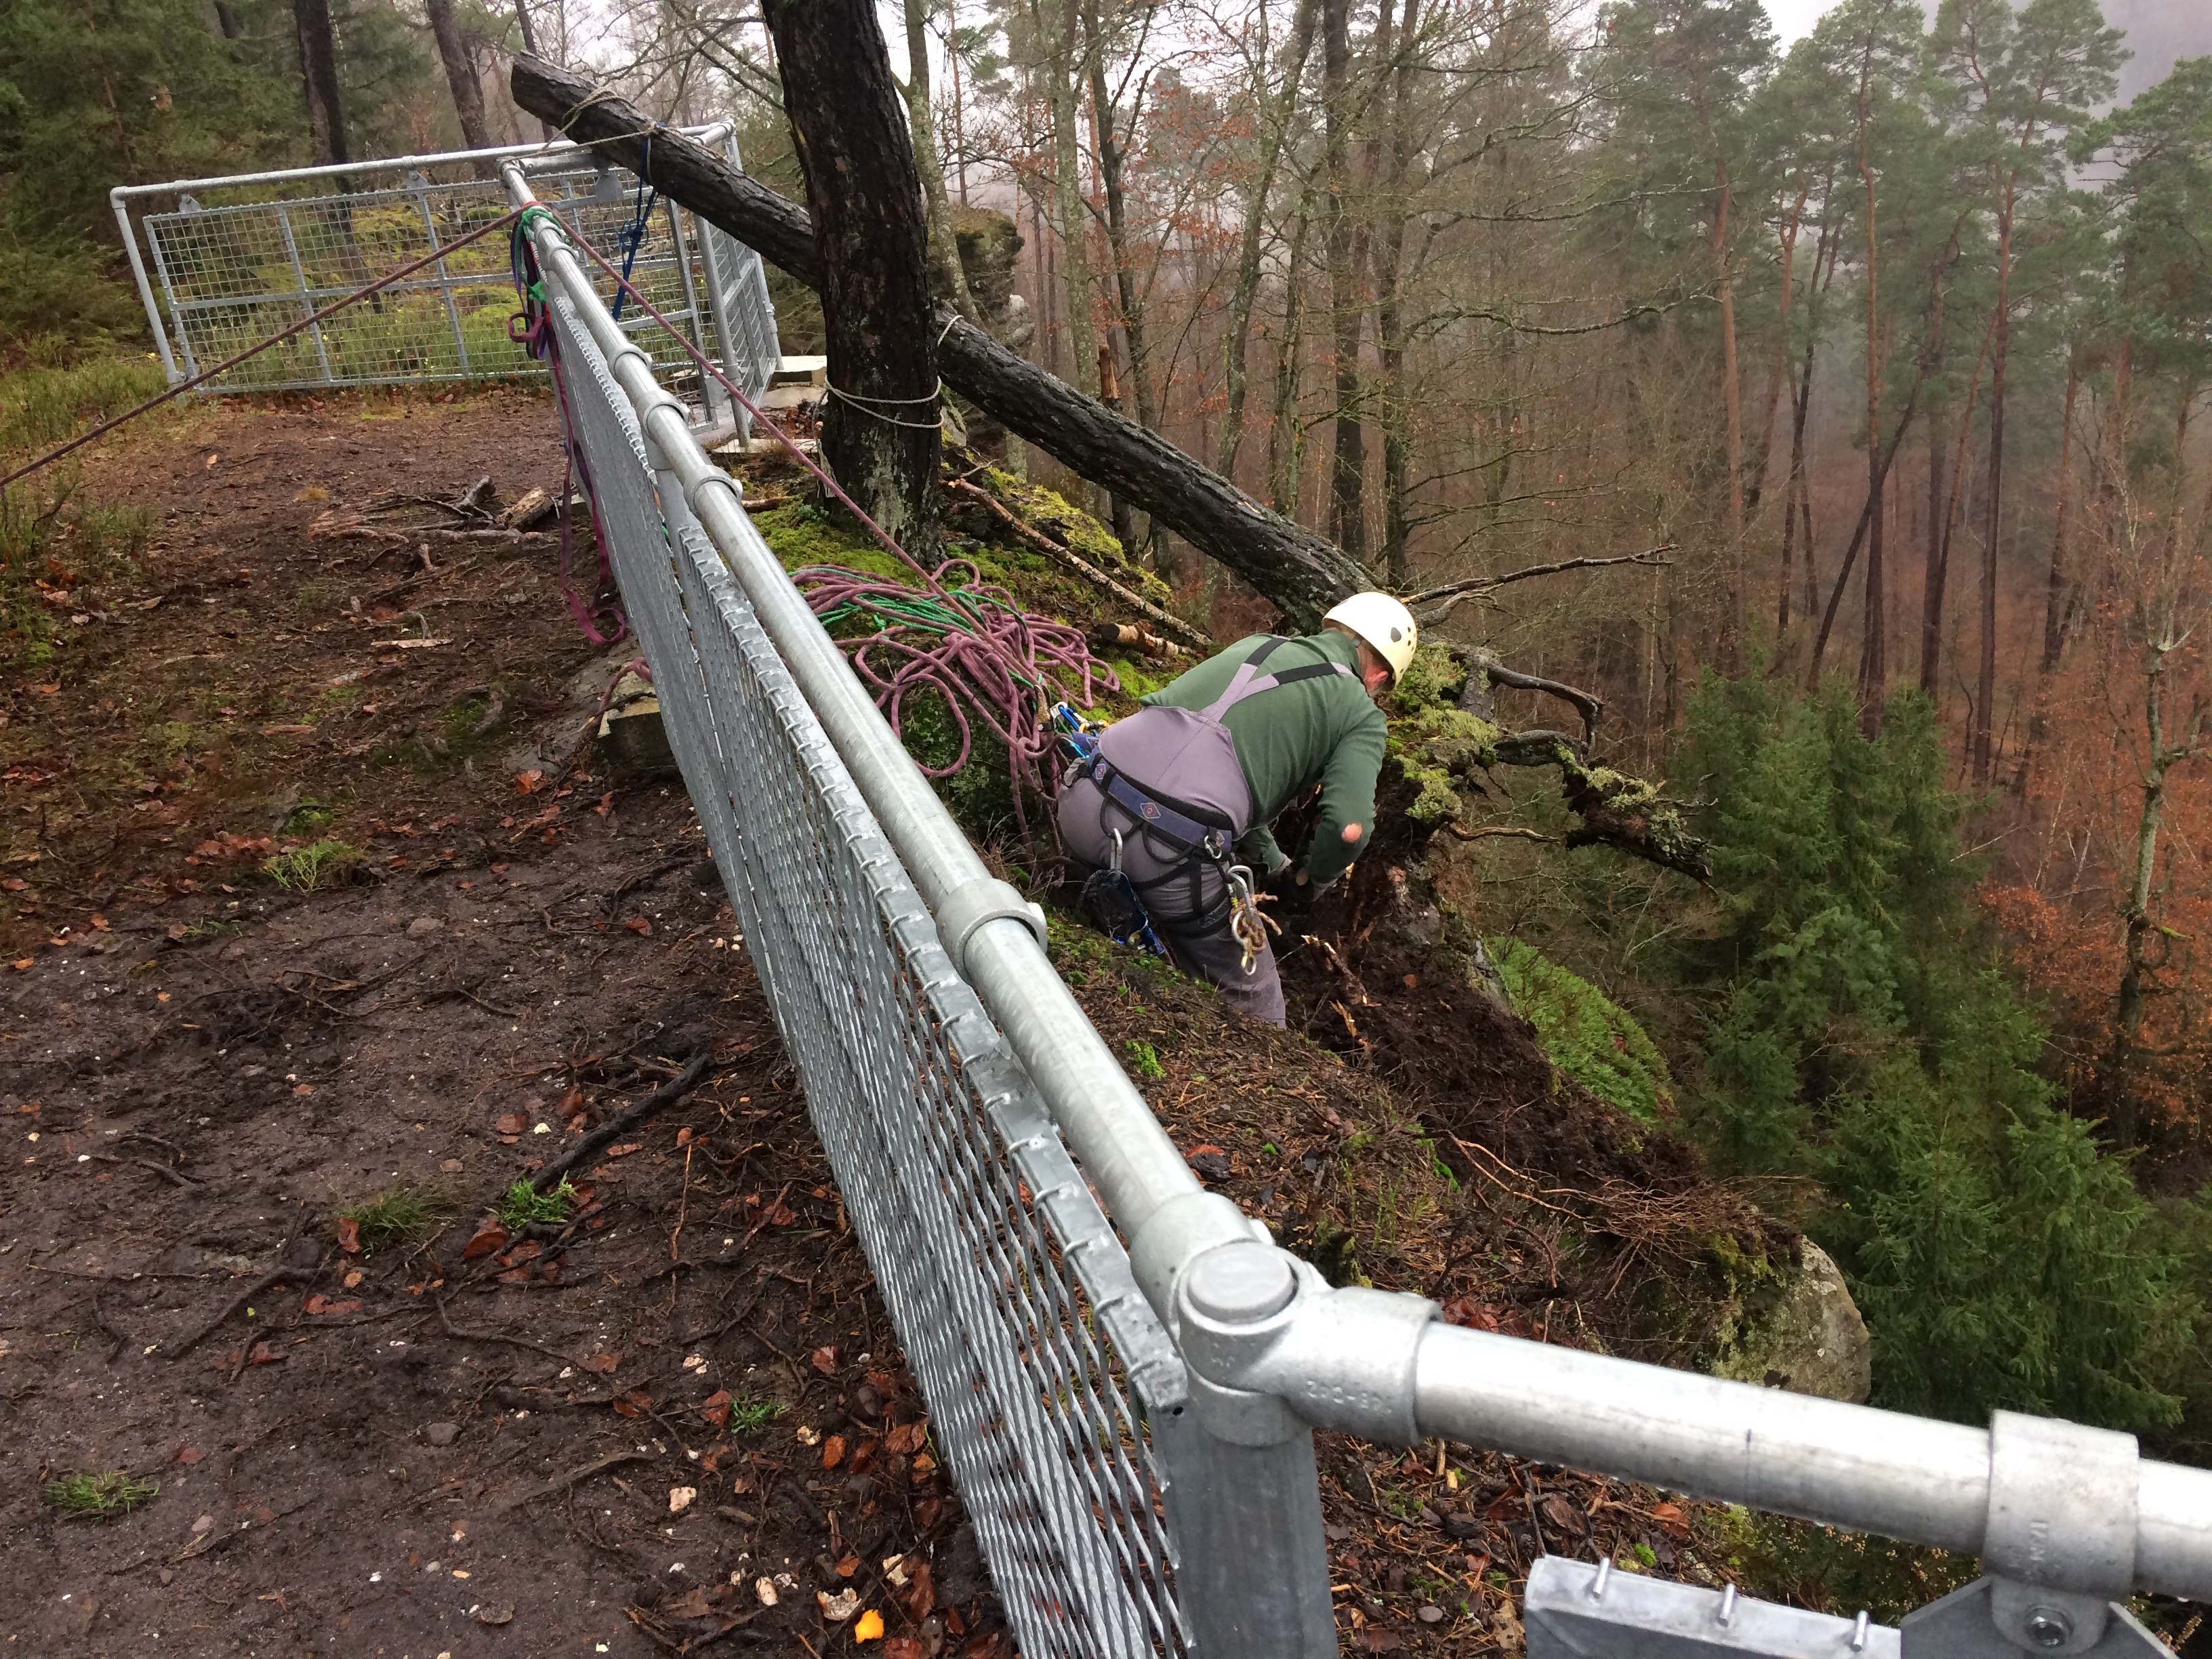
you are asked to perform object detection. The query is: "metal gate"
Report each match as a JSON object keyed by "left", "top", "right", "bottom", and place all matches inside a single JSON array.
[{"left": 111, "top": 133, "right": 779, "bottom": 437}]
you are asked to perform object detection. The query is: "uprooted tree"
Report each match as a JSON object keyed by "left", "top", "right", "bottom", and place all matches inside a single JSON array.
[{"left": 507, "top": 56, "right": 1707, "bottom": 887}]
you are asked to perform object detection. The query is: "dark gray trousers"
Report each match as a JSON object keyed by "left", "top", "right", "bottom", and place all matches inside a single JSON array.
[{"left": 1054, "top": 708, "right": 1286, "bottom": 1026}]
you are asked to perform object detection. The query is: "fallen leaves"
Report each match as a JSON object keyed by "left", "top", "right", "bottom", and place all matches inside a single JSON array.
[
  {"left": 818, "top": 1588, "right": 859, "bottom": 1623},
  {"left": 513, "top": 769, "right": 546, "bottom": 794},
  {"left": 335, "top": 1217, "right": 361, "bottom": 1254},
  {"left": 854, "top": 1609, "right": 885, "bottom": 1643},
  {"left": 1439, "top": 1295, "right": 1501, "bottom": 1332},
  {"left": 700, "top": 1389, "right": 731, "bottom": 1427},
  {"left": 462, "top": 1218, "right": 509, "bottom": 1260},
  {"left": 668, "top": 1486, "right": 696, "bottom": 1513},
  {"left": 821, "top": 1434, "right": 846, "bottom": 1470},
  {"left": 611, "top": 1389, "right": 655, "bottom": 1420},
  {"left": 809, "top": 1344, "right": 838, "bottom": 1375},
  {"left": 301, "top": 1294, "right": 361, "bottom": 1316},
  {"left": 882, "top": 1419, "right": 928, "bottom": 1456},
  {"left": 581, "top": 1352, "right": 620, "bottom": 1375},
  {"left": 623, "top": 916, "right": 653, "bottom": 937}
]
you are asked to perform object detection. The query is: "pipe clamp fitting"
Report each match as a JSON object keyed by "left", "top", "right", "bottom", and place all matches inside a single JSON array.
[
  {"left": 1984, "top": 1410, "right": 2138, "bottom": 1653},
  {"left": 933, "top": 878, "right": 1048, "bottom": 980}
]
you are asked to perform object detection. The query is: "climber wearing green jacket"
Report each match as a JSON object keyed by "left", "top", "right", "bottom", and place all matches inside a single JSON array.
[{"left": 1056, "top": 593, "right": 1418, "bottom": 1025}]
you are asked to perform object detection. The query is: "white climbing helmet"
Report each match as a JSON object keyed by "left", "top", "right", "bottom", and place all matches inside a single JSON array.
[{"left": 1323, "top": 592, "right": 1418, "bottom": 683}]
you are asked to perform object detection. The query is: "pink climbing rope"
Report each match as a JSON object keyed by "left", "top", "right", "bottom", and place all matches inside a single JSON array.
[{"left": 552, "top": 222, "right": 1126, "bottom": 832}]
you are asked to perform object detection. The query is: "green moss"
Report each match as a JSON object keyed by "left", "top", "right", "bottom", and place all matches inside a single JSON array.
[
  {"left": 1389, "top": 642, "right": 1469, "bottom": 714},
  {"left": 1388, "top": 706, "right": 1505, "bottom": 824},
  {"left": 752, "top": 501, "right": 912, "bottom": 583},
  {"left": 1490, "top": 938, "right": 1674, "bottom": 1124}
]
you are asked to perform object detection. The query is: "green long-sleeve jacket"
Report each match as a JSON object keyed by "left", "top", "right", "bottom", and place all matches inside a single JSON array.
[{"left": 1139, "top": 631, "right": 1387, "bottom": 887}]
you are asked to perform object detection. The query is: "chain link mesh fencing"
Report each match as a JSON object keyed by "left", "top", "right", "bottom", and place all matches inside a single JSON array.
[
  {"left": 118, "top": 140, "right": 777, "bottom": 433},
  {"left": 542, "top": 281, "right": 1195, "bottom": 1659}
]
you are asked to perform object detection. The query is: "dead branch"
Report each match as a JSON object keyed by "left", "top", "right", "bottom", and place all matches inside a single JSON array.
[
  {"left": 945, "top": 477, "right": 1210, "bottom": 649},
  {"left": 1410, "top": 546, "right": 1674, "bottom": 628}
]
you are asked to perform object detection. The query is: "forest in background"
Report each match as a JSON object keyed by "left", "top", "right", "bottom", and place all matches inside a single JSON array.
[{"left": 7, "top": 0, "right": 2212, "bottom": 1467}]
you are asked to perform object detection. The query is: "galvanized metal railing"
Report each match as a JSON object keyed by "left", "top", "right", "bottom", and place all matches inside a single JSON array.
[
  {"left": 112, "top": 134, "right": 778, "bottom": 438},
  {"left": 495, "top": 151, "right": 2212, "bottom": 1659}
]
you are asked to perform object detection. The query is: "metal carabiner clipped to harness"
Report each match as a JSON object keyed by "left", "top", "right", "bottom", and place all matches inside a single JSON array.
[{"left": 1225, "top": 862, "right": 1279, "bottom": 975}]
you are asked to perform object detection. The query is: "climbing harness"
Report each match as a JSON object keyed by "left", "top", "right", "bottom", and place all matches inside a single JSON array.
[
  {"left": 1056, "top": 632, "right": 1353, "bottom": 975},
  {"left": 1053, "top": 705, "right": 1168, "bottom": 958}
]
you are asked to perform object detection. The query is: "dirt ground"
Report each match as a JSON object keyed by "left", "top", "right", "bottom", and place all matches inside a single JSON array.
[
  {"left": 1, "top": 387, "right": 1736, "bottom": 1658},
  {"left": 0, "top": 392, "right": 1015, "bottom": 1658}
]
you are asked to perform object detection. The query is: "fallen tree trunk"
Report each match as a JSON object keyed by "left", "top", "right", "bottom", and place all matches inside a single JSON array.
[{"left": 510, "top": 55, "right": 1369, "bottom": 630}]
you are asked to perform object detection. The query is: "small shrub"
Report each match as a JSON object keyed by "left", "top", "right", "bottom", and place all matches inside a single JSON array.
[
  {"left": 262, "top": 839, "right": 365, "bottom": 893},
  {"left": 43, "top": 1471, "right": 158, "bottom": 1519}
]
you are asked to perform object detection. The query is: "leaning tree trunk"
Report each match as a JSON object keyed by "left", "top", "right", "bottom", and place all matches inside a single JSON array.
[
  {"left": 426, "top": 0, "right": 494, "bottom": 155},
  {"left": 510, "top": 56, "right": 1370, "bottom": 626},
  {"left": 761, "top": 0, "right": 941, "bottom": 562}
]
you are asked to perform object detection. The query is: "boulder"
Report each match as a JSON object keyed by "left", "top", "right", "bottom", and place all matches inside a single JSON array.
[{"left": 1704, "top": 1239, "right": 1872, "bottom": 1404}]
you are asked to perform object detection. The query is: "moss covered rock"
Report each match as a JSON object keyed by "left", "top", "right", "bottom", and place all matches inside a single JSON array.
[{"left": 1705, "top": 1239, "right": 1873, "bottom": 1404}]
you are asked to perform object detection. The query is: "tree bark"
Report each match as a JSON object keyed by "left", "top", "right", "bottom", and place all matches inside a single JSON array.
[
  {"left": 1216, "top": 0, "right": 1317, "bottom": 478},
  {"left": 1321, "top": 0, "right": 1365, "bottom": 562},
  {"left": 510, "top": 56, "right": 1370, "bottom": 625},
  {"left": 1715, "top": 152, "right": 1744, "bottom": 669},
  {"left": 902, "top": 0, "right": 978, "bottom": 321},
  {"left": 426, "top": 0, "right": 494, "bottom": 155},
  {"left": 1046, "top": 0, "right": 1097, "bottom": 396},
  {"left": 1852, "top": 39, "right": 1884, "bottom": 733},
  {"left": 1269, "top": 186, "right": 1316, "bottom": 522},
  {"left": 761, "top": 0, "right": 941, "bottom": 562},
  {"left": 1974, "top": 191, "right": 2015, "bottom": 783},
  {"left": 1919, "top": 398, "right": 1946, "bottom": 696},
  {"left": 292, "top": 0, "right": 349, "bottom": 167},
  {"left": 1374, "top": 0, "right": 1421, "bottom": 589}
]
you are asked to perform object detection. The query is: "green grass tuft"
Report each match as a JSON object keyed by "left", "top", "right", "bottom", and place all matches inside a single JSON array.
[
  {"left": 495, "top": 1179, "right": 579, "bottom": 1230},
  {"left": 725, "top": 1395, "right": 783, "bottom": 1435},
  {"left": 43, "top": 1471, "right": 159, "bottom": 1519},
  {"left": 262, "top": 839, "right": 365, "bottom": 893},
  {"left": 340, "top": 1185, "right": 456, "bottom": 1252}
]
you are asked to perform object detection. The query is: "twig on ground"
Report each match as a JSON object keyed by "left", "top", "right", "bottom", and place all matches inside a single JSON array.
[
  {"left": 89, "top": 1286, "right": 130, "bottom": 1364},
  {"left": 167, "top": 1266, "right": 309, "bottom": 1361},
  {"left": 532, "top": 1051, "right": 718, "bottom": 1193},
  {"left": 497, "top": 1450, "right": 649, "bottom": 1514},
  {"left": 434, "top": 1296, "right": 586, "bottom": 1372}
]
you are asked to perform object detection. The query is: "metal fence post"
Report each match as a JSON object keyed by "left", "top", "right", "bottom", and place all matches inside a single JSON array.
[
  {"left": 1152, "top": 1410, "right": 1337, "bottom": 1657},
  {"left": 275, "top": 203, "right": 336, "bottom": 386},
  {"left": 110, "top": 191, "right": 182, "bottom": 385}
]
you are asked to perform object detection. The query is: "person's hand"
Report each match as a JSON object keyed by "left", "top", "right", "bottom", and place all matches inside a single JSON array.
[{"left": 1259, "top": 861, "right": 1316, "bottom": 914}]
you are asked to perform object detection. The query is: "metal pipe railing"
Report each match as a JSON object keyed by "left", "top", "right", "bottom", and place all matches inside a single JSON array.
[{"left": 505, "top": 159, "right": 1336, "bottom": 1659}]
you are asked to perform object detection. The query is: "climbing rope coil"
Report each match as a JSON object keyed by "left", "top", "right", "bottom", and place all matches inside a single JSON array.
[{"left": 516, "top": 205, "right": 1124, "bottom": 849}]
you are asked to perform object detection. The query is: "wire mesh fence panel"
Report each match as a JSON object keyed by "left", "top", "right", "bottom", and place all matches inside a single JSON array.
[
  {"left": 129, "top": 146, "right": 776, "bottom": 411},
  {"left": 544, "top": 290, "right": 1192, "bottom": 1659}
]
